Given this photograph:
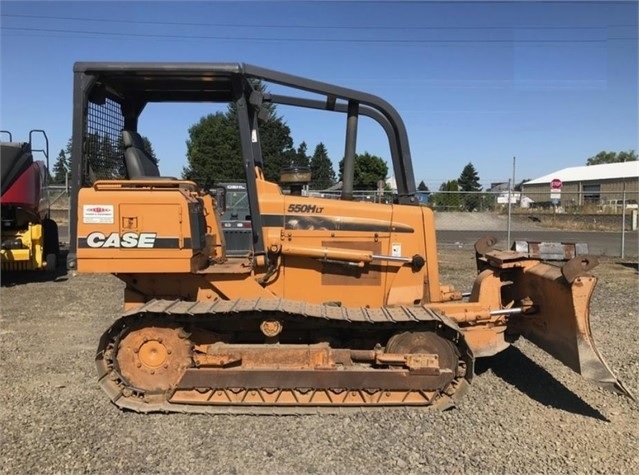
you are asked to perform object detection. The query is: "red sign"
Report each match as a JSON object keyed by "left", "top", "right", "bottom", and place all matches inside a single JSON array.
[{"left": 550, "top": 178, "right": 562, "bottom": 190}]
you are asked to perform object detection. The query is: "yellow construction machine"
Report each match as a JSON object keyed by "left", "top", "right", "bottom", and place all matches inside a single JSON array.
[
  {"left": 66, "top": 63, "right": 633, "bottom": 413},
  {"left": 1, "top": 130, "right": 59, "bottom": 272}
]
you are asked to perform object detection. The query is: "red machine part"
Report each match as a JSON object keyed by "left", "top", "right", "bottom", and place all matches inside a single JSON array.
[{"left": 1, "top": 161, "right": 47, "bottom": 219}]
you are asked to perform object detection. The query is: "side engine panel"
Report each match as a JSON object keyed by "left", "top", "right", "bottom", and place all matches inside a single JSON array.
[
  {"left": 256, "top": 180, "right": 435, "bottom": 308},
  {"left": 76, "top": 183, "right": 216, "bottom": 273}
]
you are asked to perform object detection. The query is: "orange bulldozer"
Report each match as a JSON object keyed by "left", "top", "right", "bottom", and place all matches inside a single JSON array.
[{"left": 66, "top": 62, "right": 633, "bottom": 413}]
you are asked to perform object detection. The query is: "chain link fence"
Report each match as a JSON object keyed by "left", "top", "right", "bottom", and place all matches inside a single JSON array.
[
  {"left": 49, "top": 184, "right": 639, "bottom": 225},
  {"left": 427, "top": 190, "right": 637, "bottom": 231},
  {"left": 308, "top": 188, "right": 638, "bottom": 224},
  {"left": 48, "top": 184, "right": 70, "bottom": 206},
  {"left": 47, "top": 185, "right": 638, "bottom": 256},
  {"left": 410, "top": 189, "right": 637, "bottom": 215}
]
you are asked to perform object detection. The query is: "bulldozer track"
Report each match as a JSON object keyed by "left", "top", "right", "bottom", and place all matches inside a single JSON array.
[{"left": 96, "top": 298, "right": 474, "bottom": 414}]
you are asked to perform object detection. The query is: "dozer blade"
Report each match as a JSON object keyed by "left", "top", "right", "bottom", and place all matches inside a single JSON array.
[{"left": 506, "top": 255, "right": 635, "bottom": 400}]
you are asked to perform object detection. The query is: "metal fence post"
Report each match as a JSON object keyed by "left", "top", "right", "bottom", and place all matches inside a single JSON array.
[
  {"left": 621, "top": 183, "right": 626, "bottom": 259},
  {"left": 506, "top": 157, "right": 516, "bottom": 246},
  {"left": 507, "top": 179, "right": 512, "bottom": 246}
]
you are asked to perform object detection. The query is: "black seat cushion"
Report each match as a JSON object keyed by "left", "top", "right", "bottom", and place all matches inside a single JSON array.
[{"left": 122, "top": 130, "right": 161, "bottom": 178}]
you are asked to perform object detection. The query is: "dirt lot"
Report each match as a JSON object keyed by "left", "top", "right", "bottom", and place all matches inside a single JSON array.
[{"left": 1, "top": 249, "right": 637, "bottom": 474}]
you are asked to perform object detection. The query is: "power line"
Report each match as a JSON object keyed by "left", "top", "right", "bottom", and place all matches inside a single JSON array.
[
  {"left": 2, "top": 26, "right": 634, "bottom": 44},
  {"left": 1, "top": 13, "right": 635, "bottom": 30}
]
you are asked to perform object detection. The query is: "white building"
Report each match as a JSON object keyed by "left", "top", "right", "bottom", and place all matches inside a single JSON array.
[{"left": 521, "top": 161, "right": 639, "bottom": 206}]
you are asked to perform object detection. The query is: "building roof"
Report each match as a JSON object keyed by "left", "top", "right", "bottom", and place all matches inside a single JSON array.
[{"left": 525, "top": 161, "right": 639, "bottom": 185}]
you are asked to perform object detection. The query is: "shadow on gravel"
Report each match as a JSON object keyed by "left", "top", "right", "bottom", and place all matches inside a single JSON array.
[
  {"left": 1, "top": 250, "right": 69, "bottom": 287},
  {"left": 616, "top": 261, "right": 639, "bottom": 273},
  {"left": 475, "top": 346, "right": 609, "bottom": 421}
]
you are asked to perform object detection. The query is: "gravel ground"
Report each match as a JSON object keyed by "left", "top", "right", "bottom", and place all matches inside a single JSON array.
[{"left": 0, "top": 249, "right": 637, "bottom": 475}]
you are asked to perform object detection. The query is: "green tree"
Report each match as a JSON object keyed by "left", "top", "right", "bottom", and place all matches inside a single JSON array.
[
  {"left": 226, "top": 78, "right": 296, "bottom": 183},
  {"left": 100, "top": 134, "right": 121, "bottom": 178},
  {"left": 431, "top": 180, "right": 461, "bottom": 210},
  {"left": 458, "top": 162, "right": 482, "bottom": 211},
  {"left": 141, "top": 136, "right": 158, "bottom": 163},
  {"left": 67, "top": 133, "right": 118, "bottom": 180},
  {"left": 275, "top": 140, "right": 310, "bottom": 181},
  {"left": 339, "top": 152, "right": 388, "bottom": 190},
  {"left": 514, "top": 179, "right": 530, "bottom": 192},
  {"left": 458, "top": 162, "right": 482, "bottom": 192},
  {"left": 417, "top": 180, "right": 429, "bottom": 192},
  {"left": 182, "top": 112, "right": 243, "bottom": 188},
  {"left": 416, "top": 180, "right": 430, "bottom": 204},
  {"left": 183, "top": 90, "right": 297, "bottom": 186},
  {"left": 115, "top": 134, "right": 157, "bottom": 177},
  {"left": 292, "top": 141, "right": 310, "bottom": 168},
  {"left": 65, "top": 133, "right": 158, "bottom": 181},
  {"left": 51, "top": 149, "right": 69, "bottom": 184},
  {"left": 309, "top": 142, "right": 336, "bottom": 189},
  {"left": 259, "top": 115, "right": 296, "bottom": 182},
  {"left": 64, "top": 137, "right": 73, "bottom": 156},
  {"left": 83, "top": 132, "right": 102, "bottom": 179},
  {"left": 586, "top": 150, "right": 637, "bottom": 165}
]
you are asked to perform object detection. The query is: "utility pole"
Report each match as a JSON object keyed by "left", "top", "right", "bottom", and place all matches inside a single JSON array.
[
  {"left": 507, "top": 156, "right": 516, "bottom": 246},
  {"left": 621, "top": 180, "right": 626, "bottom": 259}
]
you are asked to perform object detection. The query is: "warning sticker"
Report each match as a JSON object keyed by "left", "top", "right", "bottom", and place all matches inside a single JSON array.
[{"left": 83, "top": 205, "right": 114, "bottom": 224}]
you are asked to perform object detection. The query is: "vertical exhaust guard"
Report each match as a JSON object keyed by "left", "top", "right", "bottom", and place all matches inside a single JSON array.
[{"left": 507, "top": 257, "right": 635, "bottom": 400}]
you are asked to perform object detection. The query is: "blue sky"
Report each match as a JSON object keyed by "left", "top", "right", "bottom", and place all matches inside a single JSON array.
[{"left": 1, "top": 0, "right": 637, "bottom": 189}]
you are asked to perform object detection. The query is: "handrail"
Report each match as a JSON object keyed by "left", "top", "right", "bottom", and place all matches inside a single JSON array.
[{"left": 92, "top": 179, "right": 198, "bottom": 191}]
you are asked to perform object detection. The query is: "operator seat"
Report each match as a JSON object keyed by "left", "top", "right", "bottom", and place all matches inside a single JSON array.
[{"left": 122, "top": 130, "right": 161, "bottom": 179}]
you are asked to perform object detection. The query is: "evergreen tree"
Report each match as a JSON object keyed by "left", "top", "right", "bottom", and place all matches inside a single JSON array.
[
  {"left": 65, "top": 137, "right": 73, "bottom": 156},
  {"left": 83, "top": 132, "right": 102, "bottom": 179},
  {"left": 458, "top": 162, "right": 482, "bottom": 211},
  {"left": 514, "top": 179, "right": 530, "bottom": 192},
  {"left": 141, "top": 136, "right": 158, "bottom": 163},
  {"left": 183, "top": 82, "right": 297, "bottom": 186},
  {"left": 100, "top": 134, "right": 121, "bottom": 178},
  {"left": 51, "top": 149, "right": 69, "bottom": 184},
  {"left": 338, "top": 152, "right": 388, "bottom": 190},
  {"left": 224, "top": 77, "right": 295, "bottom": 182},
  {"left": 416, "top": 179, "right": 430, "bottom": 204},
  {"left": 458, "top": 162, "right": 482, "bottom": 192},
  {"left": 183, "top": 112, "right": 243, "bottom": 188},
  {"left": 259, "top": 116, "right": 296, "bottom": 182},
  {"left": 586, "top": 150, "right": 637, "bottom": 165},
  {"left": 64, "top": 133, "right": 157, "bottom": 180},
  {"left": 431, "top": 180, "right": 461, "bottom": 210},
  {"left": 309, "top": 142, "right": 336, "bottom": 189},
  {"left": 292, "top": 141, "right": 310, "bottom": 168}
]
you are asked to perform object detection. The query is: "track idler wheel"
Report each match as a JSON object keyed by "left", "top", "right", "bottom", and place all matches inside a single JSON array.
[
  {"left": 386, "top": 331, "right": 459, "bottom": 374},
  {"left": 116, "top": 326, "right": 192, "bottom": 393}
]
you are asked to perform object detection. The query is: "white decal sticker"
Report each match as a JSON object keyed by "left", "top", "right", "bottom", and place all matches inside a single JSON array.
[
  {"left": 391, "top": 243, "right": 401, "bottom": 257},
  {"left": 86, "top": 232, "right": 157, "bottom": 248},
  {"left": 83, "top": 205, "right": 114, "bottom": 224}
]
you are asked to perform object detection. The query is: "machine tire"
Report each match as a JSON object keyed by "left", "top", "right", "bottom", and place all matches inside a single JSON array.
[
  {"left": 42, "top": 218, "right": 59, "bottom": 271},
  {"left": 45, "top": 253, "right": 57, "bottom": 272}
]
